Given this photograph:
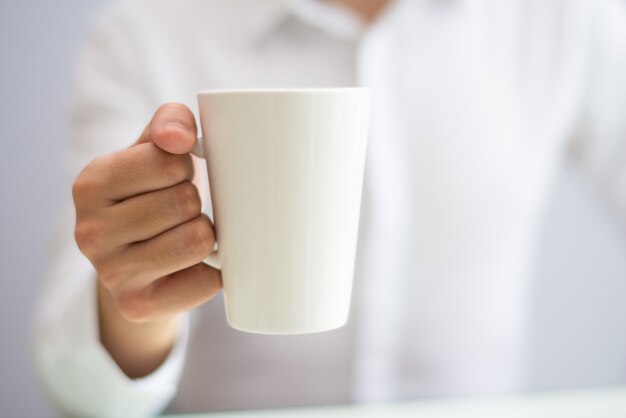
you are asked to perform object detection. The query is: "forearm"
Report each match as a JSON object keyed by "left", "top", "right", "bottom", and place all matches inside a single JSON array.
[{"left": 97, "top": 280, "right": 178, "bottom": 378}]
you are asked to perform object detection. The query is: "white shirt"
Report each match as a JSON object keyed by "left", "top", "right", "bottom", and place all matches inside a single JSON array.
[{"left": 35, "top": 0, "right": 626, "bottom": 416}]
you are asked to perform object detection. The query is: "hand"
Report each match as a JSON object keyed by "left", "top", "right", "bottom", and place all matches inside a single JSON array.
[{"left": 72, "top": 103, "right": 222, "bottom": 376}]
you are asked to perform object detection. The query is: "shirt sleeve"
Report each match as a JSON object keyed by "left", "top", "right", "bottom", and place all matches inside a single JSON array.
[
  {"left": 34, "top": 1, "right": 189, "bottom": 416},
  {"left": 34, "top": 215, "right": 190, "bottom": 418},
  {"left": 571, "top": 0, "right": 626, "bottom": 227}
]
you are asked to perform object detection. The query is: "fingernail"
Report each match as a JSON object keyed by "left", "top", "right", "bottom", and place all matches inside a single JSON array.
[{"left": 164, "top": 122, "right": 189, "bottom": 134}]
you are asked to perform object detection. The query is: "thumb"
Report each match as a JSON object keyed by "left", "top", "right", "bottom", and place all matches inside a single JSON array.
[{"left": 135, "top": 103, "right": 198, "bottom": 155}]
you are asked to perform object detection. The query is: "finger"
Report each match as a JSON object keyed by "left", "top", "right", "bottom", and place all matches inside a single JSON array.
[
  {"left": 136, "top": 103, "right": 198, "bottom": 154},
  {"left": 114, "top": 263, "right": 222, "bottom": 323},
  {"left": 75, "top": 143, "right": 194, "bottom": 206},
  {"left": 105, "top": 181, "right": 202, "bottom": 246},
  {"left": 103, "top": 215, "right": 215, "bottom": 290}
]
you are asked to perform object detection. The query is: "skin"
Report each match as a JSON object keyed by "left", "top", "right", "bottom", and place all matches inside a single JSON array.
[
  {"left": 74, "top": 104, "right": 221, "bottom": 377},
  {"left": 73, "top": 0, "right": 389, "bottom": 379},
  {"left": 330, "top": 0, "right": 390, "bottom": 23}
]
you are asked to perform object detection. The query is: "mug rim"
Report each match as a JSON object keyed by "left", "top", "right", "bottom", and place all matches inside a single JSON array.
[{"left": 198, "top": 87, "right": 369, "bottom": 96}]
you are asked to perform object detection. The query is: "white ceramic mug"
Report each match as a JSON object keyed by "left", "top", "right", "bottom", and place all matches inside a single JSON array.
[{"left": 191, "top": 88, "right": 370, "bottom": 334}]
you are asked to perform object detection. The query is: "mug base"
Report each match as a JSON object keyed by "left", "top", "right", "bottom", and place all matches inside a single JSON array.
[{"left": 226, "top": 318, "right": 349, "bottom": 335}]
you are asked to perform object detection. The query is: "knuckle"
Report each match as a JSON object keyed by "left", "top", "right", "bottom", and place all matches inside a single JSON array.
[
  {"left": 71, "top": 177, "right": 87, "bottom": 201},
  {"left": 74, "top": 219, "right": 108, "bottom": 254},
  {"left": 72, "top": 173, "right": 98, "bottom": 201},
  {"left": 174, "top": 182, "right": 201, "bottom": 218},
  {"left": 189, "top": 217, "right": 215, "bottom": 257},
  {"left": 72, "top": 157, "right": 108, "bottom": 201},
  {"left": 97, "top": 261, "right": 125, "bottom": 291}
]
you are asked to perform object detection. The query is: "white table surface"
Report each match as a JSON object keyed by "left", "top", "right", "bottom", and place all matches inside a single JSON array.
[{"left": 166, "top": 386, "right": 626, "bottom": 418}]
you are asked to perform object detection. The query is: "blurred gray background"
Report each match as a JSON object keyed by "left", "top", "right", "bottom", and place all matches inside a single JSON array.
[{"left": 1, "top": 1, "right": 625, "bottom": 417}]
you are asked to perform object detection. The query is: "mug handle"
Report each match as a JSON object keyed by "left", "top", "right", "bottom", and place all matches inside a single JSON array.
[{"left": 190, "top": 137, "right": 223, "bottom": 271}]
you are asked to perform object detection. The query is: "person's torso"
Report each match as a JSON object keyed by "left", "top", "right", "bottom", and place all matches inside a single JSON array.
[{"left": 113, "top": 0, "right": 594, "bottom": 412}]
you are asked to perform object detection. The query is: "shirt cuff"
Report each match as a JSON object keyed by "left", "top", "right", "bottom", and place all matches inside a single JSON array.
[{"left": 36, "top": 270, "right": 189, "bottom": 418}]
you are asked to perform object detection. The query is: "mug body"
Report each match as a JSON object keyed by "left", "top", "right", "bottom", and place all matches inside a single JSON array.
[{"left": 197, "top": 88, "right": 370, "bottom": 334}]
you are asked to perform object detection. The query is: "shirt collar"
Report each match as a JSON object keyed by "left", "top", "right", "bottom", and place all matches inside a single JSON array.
[
  {"left": 239, "top": 0, "right": 292, "bottom": 45},
  {"left": 243, "top": 0, "right": 479, "bottom": 45}
]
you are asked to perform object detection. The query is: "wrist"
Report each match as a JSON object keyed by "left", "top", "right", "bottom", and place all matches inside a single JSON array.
[{"left": 97, "top": 280, "right": 179, "bottom": 378}]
